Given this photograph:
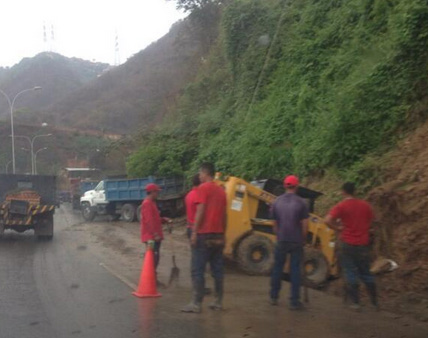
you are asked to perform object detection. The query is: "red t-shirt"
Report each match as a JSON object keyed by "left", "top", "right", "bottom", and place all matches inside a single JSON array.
[
  {"left": 196, "top": 181, "right": 227, "bottom": 234},
  {"left": 329, "top": 198, "right": 374, "bottom": 246},
  {"left": 185, "top": 187, "right": 199, "bottom": 228},
  {"left": 140, "top": 198, "right": 164, "bottom": 242}
]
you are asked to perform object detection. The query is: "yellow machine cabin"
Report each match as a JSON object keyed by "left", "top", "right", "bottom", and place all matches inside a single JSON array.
[{"left": 216, "top": 175, "right": 339, "bottom": 287}]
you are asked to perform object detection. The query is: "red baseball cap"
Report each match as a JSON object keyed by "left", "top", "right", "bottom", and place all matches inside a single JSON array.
[
  {"left": 146, "top": 183, "right": 161, "bottom": 193},
  {"left": 283, "top": 175, "right": 299, "bottom": 187}
]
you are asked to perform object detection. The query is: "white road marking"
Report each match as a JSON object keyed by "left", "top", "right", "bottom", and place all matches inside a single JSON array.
[{"left": 99, "top": 262, "right": 137, "bottom": 290}]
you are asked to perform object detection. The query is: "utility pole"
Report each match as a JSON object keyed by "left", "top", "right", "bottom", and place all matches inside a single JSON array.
[{"left": 0, "top": 87, "right": 42, "bottom": 174}]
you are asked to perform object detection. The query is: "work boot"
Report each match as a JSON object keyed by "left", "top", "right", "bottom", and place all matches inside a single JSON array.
[
  {"left": 208, "top": 297, "right": 223, "bottom": 311},
  {"left": 365, "top": 282, "right": 379, "bottom": 311},
  {"left": 288, "top": 301, "right": 305, "bottom": 311},
  {"left": 270, "top": 298, "right": 279, "bottom": 306},
  {"left": 348, "top": 284, "right": 360, "bottom": 306},
  {"left": 181, "top": 302, "right": 202, "bottom": 314},
  {"left": 348, "top": 303, "right": 362, "bottom": 312},
  {"left": 156, "top": 280, "right": 166, "bottom": 289}
]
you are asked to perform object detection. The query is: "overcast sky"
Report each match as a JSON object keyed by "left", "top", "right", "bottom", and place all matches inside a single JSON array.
[{"left": 0, "top": 0, "right": 186, "bottom": 68}]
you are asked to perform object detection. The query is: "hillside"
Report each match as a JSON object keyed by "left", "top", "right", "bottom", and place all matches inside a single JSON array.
[
  {"left": 0, "top": 52, "right": 108, "bottom": 121},
  {"left": 42, "top": 9, "right": 221, "bottom": 134},
  {"left": 128, "top": 0, "right": 428, "bottom": 179}
]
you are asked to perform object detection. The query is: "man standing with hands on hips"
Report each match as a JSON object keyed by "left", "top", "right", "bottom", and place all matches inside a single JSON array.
[
  {"left": 182, "top": 163, "right": 227, "bottom": 313},
  {"left": 270, "top": 175, "right": 309, "bottom": 310},
  {"left": 140, "top": 183, "right": 171, "bottom": 288}
]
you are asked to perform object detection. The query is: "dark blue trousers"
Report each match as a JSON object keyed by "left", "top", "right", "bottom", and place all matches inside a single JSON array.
[
  {"left": 191, "top": 234, "right": 224, "bottom": 304},
  {"left": 270, "top": 241, "right": 303, "bottom": 306}
]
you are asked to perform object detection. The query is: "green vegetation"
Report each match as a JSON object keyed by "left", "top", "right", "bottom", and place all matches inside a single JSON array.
[{"left": 128, "top": 0, "right": 428, "bottom": 182}]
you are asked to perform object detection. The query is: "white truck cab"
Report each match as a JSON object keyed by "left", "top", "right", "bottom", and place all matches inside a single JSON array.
[{"left": 80, "top": 180, "right": 107, "bottom": 207}]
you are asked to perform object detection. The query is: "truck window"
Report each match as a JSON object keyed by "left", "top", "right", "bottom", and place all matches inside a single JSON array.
[{"left": 95, "top": 181, "right": 104, "bottom": 191}]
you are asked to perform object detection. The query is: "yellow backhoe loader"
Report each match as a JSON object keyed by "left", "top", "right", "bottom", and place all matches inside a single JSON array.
[{"left": 216, "top": 175, "right": 339, "bottom": 287}]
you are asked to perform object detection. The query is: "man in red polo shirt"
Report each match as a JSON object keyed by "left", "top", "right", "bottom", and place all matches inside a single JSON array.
[
  {"left": 325, "top": 182, "right": 378, "bottom": 310},
  {"left": 141, "top": 183, "right": 170, "bottom": 285},
  {"left": 182, "top": 163, "right": 227, "bottom": 314}
]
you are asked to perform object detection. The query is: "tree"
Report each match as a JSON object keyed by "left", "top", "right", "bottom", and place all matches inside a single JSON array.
[{"left": 169, "top": 0, "right": 224, "bottom": 12}]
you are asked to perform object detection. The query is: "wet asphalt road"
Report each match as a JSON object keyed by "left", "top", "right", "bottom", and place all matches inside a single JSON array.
[
  {"left": 0, "top": 207, "right": 146, "bottom": 338},
  {"left": 0, "top": 205, "right": 427, "bottom": 338}
]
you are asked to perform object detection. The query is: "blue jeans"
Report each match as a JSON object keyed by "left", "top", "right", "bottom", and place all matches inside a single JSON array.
[
  {"left": 186, "top": 227, "right": 193, "bottom": 239},
  {"left": 153, "top": 241, "right": 161, "bottom": 270},
  {"left": 270, "top": 241, "right": 303, "bottom": 305},
  {"left": 191, "top": 234, "right": 224, "bottom": 304},
  {"left": 339, "top": 241, "right": 377, "bottom": 305},
  {"left": 339, "top": 241, "right": 374, "bottom": 285}
]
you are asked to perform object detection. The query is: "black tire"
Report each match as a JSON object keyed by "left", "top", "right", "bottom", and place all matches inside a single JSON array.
[
  {"left": 81, "top": 203, "right": 96, "bottom": 222},
  {"left": 136, "top": 205, "right": 142, "bottom": 223},
  {"left": 303, "top": 247, "right": 329, "bottom": 288},
  {"left": 236, "top": 234, "right": 275, "bottom": 275},
  {"left": 121, "top": 203, "right": 137, "bottom": 222}
]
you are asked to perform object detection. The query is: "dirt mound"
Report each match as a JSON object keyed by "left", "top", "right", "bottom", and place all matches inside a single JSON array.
[{"left": 367, "top": 120, "right": 428, "bottom": 319}]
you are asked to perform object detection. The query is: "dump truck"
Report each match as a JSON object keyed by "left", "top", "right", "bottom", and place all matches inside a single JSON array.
[
  {"left": 0, "top": 174, "right": 57, "bottom": 240},
  {"left": 80, "top": 176, "right": 186, "bottom": 222},
  {"left": 217, "top": 175, "right": 339, "bottom": 287}
]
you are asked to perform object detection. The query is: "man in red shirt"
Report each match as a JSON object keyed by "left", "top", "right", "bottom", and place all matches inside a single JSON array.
[
  {"left": 185, "top": 174, "right": 201, "bottom": 239},
  {"left": 182, "top": 163, "right": 227, "bottom": 314},
  {"left": 141, "top": 183, "right": 170, "bottom": 285},
  {"left": 325, "top": 182, "right": 378, "bottom": 310}
]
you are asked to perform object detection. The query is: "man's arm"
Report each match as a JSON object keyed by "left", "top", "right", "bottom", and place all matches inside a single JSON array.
[
  {"left": 191, "top": 203, "right": 205, "bottom": 246},
  {"left": 270, "top": 203, "right": 278, "bottom": 234},
  {"left": 301, "top": 218, "right": 309, "bottom": 240},
  {"left": 324, "top": 214, "right": 343, "bottom": 232}
]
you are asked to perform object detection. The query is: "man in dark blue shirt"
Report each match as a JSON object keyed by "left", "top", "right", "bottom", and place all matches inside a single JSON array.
[{"left": 270, "top": 175, "right": 309, "bottom": 309}]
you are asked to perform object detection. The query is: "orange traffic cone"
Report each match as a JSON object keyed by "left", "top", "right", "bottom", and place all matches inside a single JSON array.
[{"left": 133, "top": 246, "right": 162, "bottom": 298}]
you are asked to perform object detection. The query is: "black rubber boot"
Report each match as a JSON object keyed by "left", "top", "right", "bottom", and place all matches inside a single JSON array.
[
  {"left": 348, "top": 284, "right": 360, "bottom": 309},
  {"left": 209, "top": 287, "right": 223, "bottom": 310},
  {"left": 365, "top": 282, "right": 379, "bottom": 310}
]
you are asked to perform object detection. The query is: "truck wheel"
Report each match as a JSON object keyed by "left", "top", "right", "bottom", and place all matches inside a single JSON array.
[
  {"left": 36, "top": 213, "right": 54, "bottom": 241},
  {"left": 136, "top": 205, "right": 142, "bottom": 223},
  {"left": 121, "top": 203, "right": 136, "bottom": 222},
  {"left": 303, "top": 247, "right": 329, "bottom": 288},
  {"left": 237, "top": 235, "right": 275, "bottom": 275},
  {"left": 81, "top": 203, "right": 96, "bottom": 222}
]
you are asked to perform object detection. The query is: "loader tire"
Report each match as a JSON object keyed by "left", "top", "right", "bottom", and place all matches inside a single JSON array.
[
  {"left": 81, "top": 203, "right": 96, "bottom": 222},
  {"left": 303, "top": 247, "right": 329, "bottom": 288},
  {"left": 121, "top": 203, "right": 137, "bottom": 223},
  {"left": 237, "top": 235, "right": 275, "bottom": 275}
]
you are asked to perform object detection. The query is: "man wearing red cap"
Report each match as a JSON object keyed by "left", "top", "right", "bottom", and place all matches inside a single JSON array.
[
  {"left": 141, "top": 183, "right": 170, "bottom": 284},
  {"left": 270, "top": 175, "right": 309, "bottom": 310}
]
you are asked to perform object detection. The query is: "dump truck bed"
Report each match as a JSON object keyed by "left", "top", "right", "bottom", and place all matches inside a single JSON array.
[{"left": 0, "top": 174, "right": 56, "bottom": 205}]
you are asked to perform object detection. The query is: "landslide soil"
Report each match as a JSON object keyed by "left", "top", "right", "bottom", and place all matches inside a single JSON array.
[{"left": 367, "top": 120, "right": 428, "bottom": 321}]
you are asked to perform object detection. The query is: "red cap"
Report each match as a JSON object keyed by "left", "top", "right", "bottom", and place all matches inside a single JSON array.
[
  {"left": 283, "top": 175, "right": 299, "bottom": 187},
  {"left": 146, "top": 183, "right": 161, "bottom": 193}
]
